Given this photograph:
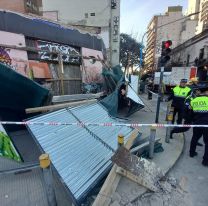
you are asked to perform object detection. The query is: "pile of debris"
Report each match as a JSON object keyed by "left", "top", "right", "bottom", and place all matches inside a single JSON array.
[{"left": 117, "top": 176, "right": 192, "bottom": 206}]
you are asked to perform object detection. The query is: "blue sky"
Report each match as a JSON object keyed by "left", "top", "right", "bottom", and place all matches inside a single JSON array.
[{"left": 120, "top": 0, "right": 188, "bottom": 41}]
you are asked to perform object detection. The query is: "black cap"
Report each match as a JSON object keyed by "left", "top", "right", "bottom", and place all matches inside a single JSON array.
[{"left": 180, "top": 79, "right": 188, "bottom": 83}]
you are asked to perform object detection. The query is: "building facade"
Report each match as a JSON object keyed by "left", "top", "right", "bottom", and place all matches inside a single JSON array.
[
  {"left": 187, "top": 0, "right": 201, "bottom": 20},
  {"left": 0, "top": 10, "right": 105, "bottom": 95},
  {"left": 170, "top": 29, "right": 208, "bottom": 81},
  {"left": 196, "top": 0, "right": 208, "bottom": 34},
  {"left": 42, "top": 0, "right": 120, "bottom": 67},
  {"left": 144, "top": 7, "right": 184, "bottom": 73},
  {"left": 144, "top": 6, "right": 197, "bottom": 73},
  {"left": 0, "top": 0, "right": 43, "bottom": 15}
]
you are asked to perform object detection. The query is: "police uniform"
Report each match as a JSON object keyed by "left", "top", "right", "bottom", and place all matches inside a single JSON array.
[
  {"left": 170, "top": 94, "right": 193, "bottom": 138},
  {"left": 190, "top": 95, "right": 208, "bottom": 166},
  {"left": 168, "top": 83, "right": 191, "bottom": 124}
]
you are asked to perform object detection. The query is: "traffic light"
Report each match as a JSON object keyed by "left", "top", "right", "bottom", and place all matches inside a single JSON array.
[{"left": 160, "top": 40, "right": 172, "bottom": 66}]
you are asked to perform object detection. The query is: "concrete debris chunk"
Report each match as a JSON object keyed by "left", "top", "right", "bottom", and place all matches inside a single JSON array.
[
  {"left": 111, "top": 192, "right": 121, "bottom": 203},
  {"left": 110, "top": 201, "right": 120, "bottom": 206},
  {"left": 112, "top": 146, "right": 164, "bottom": 192}
]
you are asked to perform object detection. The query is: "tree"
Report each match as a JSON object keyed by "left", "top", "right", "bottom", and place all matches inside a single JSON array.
[{"left": 120, "top": 33, "right": 143, "bottom": 69}]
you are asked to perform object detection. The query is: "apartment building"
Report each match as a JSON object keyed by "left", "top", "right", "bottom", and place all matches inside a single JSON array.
[
  {"left": 0, "top": 0, "right": 43, "bottom": 15},
  {"left": 42, "top": 0, "right": 120, "bottom": 66}
]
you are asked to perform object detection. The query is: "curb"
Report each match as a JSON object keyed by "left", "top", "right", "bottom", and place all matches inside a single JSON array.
[
  {"left": 165, "top": 132, "right": 185, "bottom": 175},
  {"left": 163, "top": 132, "right": 185, "bottom": 175}
]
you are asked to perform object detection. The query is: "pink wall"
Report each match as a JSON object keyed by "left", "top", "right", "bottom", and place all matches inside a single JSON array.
[
  {"left": 81, "top": 48, "right": 104, "bottom": 84},
  {"left": 0, "top": 31, "right": 29, "bottom": 76}
]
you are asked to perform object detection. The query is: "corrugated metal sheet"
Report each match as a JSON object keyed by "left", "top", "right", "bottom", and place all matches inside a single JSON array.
[{"left": 27, "top": 103, "right": 133, "bottom": 204}]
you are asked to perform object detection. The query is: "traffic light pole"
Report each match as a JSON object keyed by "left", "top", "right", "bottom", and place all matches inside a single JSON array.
[{"left": 155, "top": 67, "right": 164, "bottom": 123}]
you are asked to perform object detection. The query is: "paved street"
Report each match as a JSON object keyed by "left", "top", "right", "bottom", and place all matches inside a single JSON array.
[
  {"left": 170, "top": 129, "right": 208, "bottom": 206},
  {"left": 134, "top": 94, "right": 208, "bottom": 206}
]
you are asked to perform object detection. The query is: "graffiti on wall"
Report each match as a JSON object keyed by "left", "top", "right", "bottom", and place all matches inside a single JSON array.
[
  {"left": 0, "top": 47, "right": 29, "bottom": 76},
  {"left": 0, "top": 47, "right": 12, "bottom": 65},
  {"left": 37, "top": 40, "right": 81, "bottom": 65}
]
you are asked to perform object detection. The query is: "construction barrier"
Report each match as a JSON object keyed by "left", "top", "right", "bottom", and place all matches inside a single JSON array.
[{"left": 0, "top": 121, "right": 208, "bottom": 128}]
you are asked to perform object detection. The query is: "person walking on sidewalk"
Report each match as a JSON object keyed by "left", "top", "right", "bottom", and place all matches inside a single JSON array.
[
  {"left": 189, "top": 87, "right": 208, "bottom": 167},
  {"left": 166, "top": 79, "right": 191, "bottom": 124}
]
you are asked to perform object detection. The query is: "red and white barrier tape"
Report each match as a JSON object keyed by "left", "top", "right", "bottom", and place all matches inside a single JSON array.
[{"left": 0, "top": 121, "right": 208, "bottom": 128}]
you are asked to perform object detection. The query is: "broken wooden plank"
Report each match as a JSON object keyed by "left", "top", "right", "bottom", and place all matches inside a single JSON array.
[
  {"left": 52, "top": 92, "right": 103, "bottom": 103},
  {"left": 112, "top": 147, "right": 164, "bottom": 193},
  {"left": 46, "top": 78, "right": 82, "bottom": 82},
  {"left": 116, "top": 167, "right": 158, "bottom": 191},
  {"left": 25, "top": 99, "right": 97, "bottom": 114},
  {"left": 92, "top": 129, "right": 139, "bottom": 206}
]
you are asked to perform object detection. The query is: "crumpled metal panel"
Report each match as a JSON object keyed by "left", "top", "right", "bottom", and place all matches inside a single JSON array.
[
  {"left": 27, "top": 103, "right": 133, "bottom": 204},
  {"left": 70, "top": 104, "right": 133, "bottom": 150}
]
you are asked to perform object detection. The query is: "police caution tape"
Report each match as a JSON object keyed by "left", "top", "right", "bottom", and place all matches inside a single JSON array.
[{"left": 1, "top": 121, "right": 208, "bottom": 128}]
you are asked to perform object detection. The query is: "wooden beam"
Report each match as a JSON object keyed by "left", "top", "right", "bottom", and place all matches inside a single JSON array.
[
  {"left": 116, "top": 167, "right": 158, "bottom": 192},
  {"left": 25, "top": 99, "right": 97, "bottom": 114},
  {"left": 58, "top": 53, "right": 65, "bottom": 95},
  {"left": 46, "top": 78, "right": 82, "bottom": 82},
  {"left": 92, "top": 129, "right": 139, "bottom": 206},
  {"left": 52, "top": 92, "right": 103, "bottom": 103}
]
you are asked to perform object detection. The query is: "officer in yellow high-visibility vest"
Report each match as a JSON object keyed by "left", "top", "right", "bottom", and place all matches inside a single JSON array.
[
  {"left": 167, "top": 79, "right": 191, "bottom": 124},
  {"left": 189, "top": 87, "right": 208, "bottom": 167}
]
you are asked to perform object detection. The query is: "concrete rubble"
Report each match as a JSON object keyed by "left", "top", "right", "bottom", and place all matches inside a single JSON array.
[{"left": 110, "top": 176, "right": 192, "bottom": 206}]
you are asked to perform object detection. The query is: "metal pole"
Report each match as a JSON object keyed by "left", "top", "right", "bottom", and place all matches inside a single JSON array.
[
  {"left": 149, "top": 127, "right": 156, "bottom": 159},
  {"left": 117, "top": 134, "right": 124, "bottom": 148},
  {"left": 39, "top": 154, "right": 57, "bottom": 206},
  {"left": 155, "top": 67, "right": 164, "bottom": 123}
]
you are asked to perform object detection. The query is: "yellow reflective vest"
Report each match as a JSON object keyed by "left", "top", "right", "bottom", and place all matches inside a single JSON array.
[
  {"left": 191, "top": 96, "right": 208, "bottom": 112},
  {"left": 173, "top": 86, "right": 191, "bottom": 98}
]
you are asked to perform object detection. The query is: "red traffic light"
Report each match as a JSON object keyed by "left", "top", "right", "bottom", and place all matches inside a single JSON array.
[{"left": 164, "top": 40, "right": 172, "bottom": 48}]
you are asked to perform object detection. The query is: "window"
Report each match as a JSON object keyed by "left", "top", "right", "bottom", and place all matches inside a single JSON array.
[
  {"left": 85, "top": 13, "right": 88, "bottom": 18},
  {"left": 199, "top": 48, "right": 204, "bottom": 60},
  {"left": 90, "top": 13, "right": 95, "bottom": 16}
]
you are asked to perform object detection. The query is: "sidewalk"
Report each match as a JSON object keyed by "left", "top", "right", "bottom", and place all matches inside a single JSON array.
[{"left": 109, "top": 94, "right": 187, "bottom": 205}]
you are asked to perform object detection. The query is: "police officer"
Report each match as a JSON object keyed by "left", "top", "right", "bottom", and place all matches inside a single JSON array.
[
  {"left": 167, "top": 79, "right": 191, "bottom": 124},
  {"left": 189, "top": 87, "right": 208, "bottom": 167},
  {"left": 169, "top": 88, "right": 203, "bottom": 147}
]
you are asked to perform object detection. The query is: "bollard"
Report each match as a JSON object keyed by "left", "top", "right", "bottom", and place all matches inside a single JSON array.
[
  {"left": 149, "top": 127, "right": 156, "bottom": 159},
  {"left": 165, "top": 103, "right": 171, "bottom": 121},
  {"left": 117, "top": 134, "right": 124, "bottom": 148},
  {"left": 165, "top": 112, "right": 173, "bottom": 143},
  {"left": 39, "top": 154, "right": 57, "bottom": 206}
]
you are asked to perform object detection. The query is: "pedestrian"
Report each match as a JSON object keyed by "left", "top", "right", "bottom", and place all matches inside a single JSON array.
[
  {"left": 147, "top": 79, "right": 153, "bottom": 100},
  {"left": 189, "top": 87, "right": 208, "bottom": 167},
  {"left": 166, "top": 79, "right": 191, "bottom": 124}
]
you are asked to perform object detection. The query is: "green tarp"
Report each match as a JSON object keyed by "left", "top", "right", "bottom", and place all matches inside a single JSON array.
[
  {"left": 0, "top": 132, "right": 21, "bottom": 162},
  {"left": 101, "top": 65, "right": 145, "bottom": 117},
  {"left": 0, "top": 63, "right": 50, "bottom": 112}
]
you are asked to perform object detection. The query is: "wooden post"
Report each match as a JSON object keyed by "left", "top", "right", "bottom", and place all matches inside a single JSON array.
[
  {"left": 149, "top": 127, "right": 156, "bottom": 159},
  {"left": 58, "top": 53, "right": 64, "bottom": 95},
  {"left": 39, "top": 154, "right": 57, "bottom": 206},
  {"left": 165, "top": 111, "right": 173, "bottom": 143}
]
